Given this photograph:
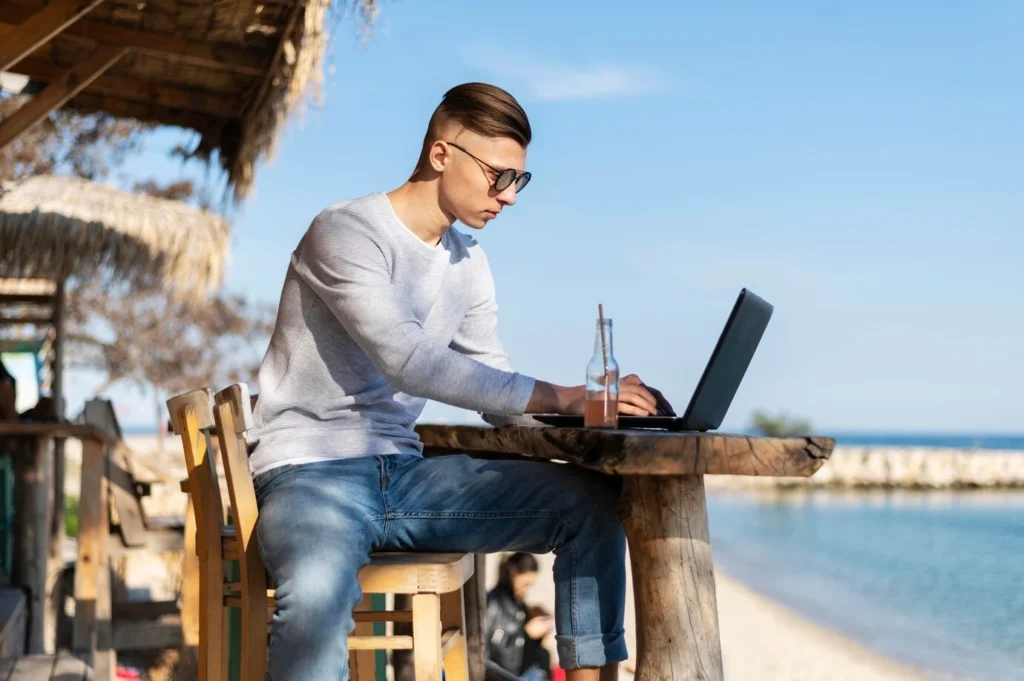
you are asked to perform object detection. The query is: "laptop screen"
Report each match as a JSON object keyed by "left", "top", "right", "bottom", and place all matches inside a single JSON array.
[{"left": 680, "top": 288, "right": 774, "bottom": 431}]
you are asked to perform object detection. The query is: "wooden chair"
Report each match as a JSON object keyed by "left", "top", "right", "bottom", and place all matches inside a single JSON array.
[{"left": 167, "top": 385, "right": 472, "bottom": 681}]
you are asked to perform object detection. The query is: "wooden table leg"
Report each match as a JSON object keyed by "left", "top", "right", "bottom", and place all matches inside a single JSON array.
[{"left": 620, "top": 475, "right": 724, "bottom": 681}]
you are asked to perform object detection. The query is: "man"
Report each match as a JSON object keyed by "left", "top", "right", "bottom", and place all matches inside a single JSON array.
[{"left": 249, "top": 82, "right": 657, "bottom": 681}]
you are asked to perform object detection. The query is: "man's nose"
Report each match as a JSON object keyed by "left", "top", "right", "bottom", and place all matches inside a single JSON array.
[{"left": 497, "top": 183, "right": 517, "bottom": 206}]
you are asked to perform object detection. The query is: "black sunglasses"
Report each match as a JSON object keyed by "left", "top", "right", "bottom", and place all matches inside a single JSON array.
[{"left": 445, "top": 141, "right": 532, "bottom": 193}]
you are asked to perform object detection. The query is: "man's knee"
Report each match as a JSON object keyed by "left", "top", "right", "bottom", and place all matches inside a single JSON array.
[{"left": 275, "top": 546, "right": 365, "bottom": 620}]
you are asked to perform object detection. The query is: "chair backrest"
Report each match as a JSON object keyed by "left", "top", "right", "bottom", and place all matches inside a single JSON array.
[
  {"left": 165, "top": 388, "right": 226, "bottom": 681},
  {"left": 212, "top": 383, "right": 268, "bottom": 681},
  {"left": 166, "top": 389, "right": 224, "bottom": 551}
]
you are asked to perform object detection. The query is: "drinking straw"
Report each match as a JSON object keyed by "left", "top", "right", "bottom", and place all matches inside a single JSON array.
[{"left": 598, "top": 304, "right": 609, "bottom": 419}]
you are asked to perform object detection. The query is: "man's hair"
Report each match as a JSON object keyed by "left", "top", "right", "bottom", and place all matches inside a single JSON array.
[{"left": 416, "top": 83, "right": 531, "bottom": 170}]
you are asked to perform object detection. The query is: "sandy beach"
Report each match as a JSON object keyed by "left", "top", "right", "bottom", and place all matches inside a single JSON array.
[
  {"left": 87, "top": 436, "right": 940, "bottom": 680},
  {"left": 487, "top": 552, "right": 936, "bottom": 681},
  {"left": 715, "top": 571, "right": 934, "bottom": 681}
]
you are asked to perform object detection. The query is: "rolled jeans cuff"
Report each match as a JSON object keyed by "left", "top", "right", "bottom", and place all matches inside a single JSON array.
[{"left": 556, "top": 631, "right": 628, "bottom": 669}]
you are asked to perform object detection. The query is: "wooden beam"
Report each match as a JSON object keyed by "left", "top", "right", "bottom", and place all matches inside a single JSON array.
[
  {"left": 11, "top": 55, "right": 239, "bottom": 117},
  {"left": 112, "top": 600, "right": 180, "bottom": 621},
  {"left": 0, "top": 5, "right": 267, "bottom": 76},
  {"left": 0, "top": 44, "right": 126, "bottom": 151},
  {"left": 0, "top": 316, "right": 53, "bottom": 326},
  {"left": 68, "top": 91, "right": 226, "bottom": 132},
  {"left": 112, "top": 618, "right": 182, "bottom": 650},
  {"left": 242, "top": 0, "right": 303, "bottom": 114},
  {"left": 348, "top": 635, "right": 414, "bottom": 651},
  {"left": 0, "top": 422, "right": 117, "bottom": 444},
  {"left": 0, "top": 293, "right": 55, "bottom": 306},
  {"left": 0, "top": 0, "right": 106, "bottom": 72}
]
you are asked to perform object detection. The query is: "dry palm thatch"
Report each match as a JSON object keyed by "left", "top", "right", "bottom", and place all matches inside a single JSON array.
[
  {"left": 1, "top": 1, "right": 380, "bottom": 200},
  {"left": 0, "top": 174, "right": 229, "bottom": 300}
]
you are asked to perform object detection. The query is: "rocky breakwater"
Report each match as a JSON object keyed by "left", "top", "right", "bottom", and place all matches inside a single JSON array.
[{"left": 706, "top": 446, "right": 1024, "bottom": 489}]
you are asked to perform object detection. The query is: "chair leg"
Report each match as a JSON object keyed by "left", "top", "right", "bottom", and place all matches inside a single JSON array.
[
  {"left": 412, "top": 593, "right": 443, "bottom": 681},
  {"left": 181, "top": 501, "right": 200, "bottom": 648},
  {"left": 440, "top": 588, "right": 469, "bottom": 681},
  {"left": 350, "top": 593, "right": 376, "bottom": 681}
]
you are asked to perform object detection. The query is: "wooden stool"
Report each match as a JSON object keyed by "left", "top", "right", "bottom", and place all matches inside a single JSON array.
[{"left": 167, "top": 386, "right": 472, "bottom": 681}]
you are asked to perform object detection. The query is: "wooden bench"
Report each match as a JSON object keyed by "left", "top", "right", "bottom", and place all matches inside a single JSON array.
[
  {"left": 79, "top": 400, "right": 184, "bottom": 654},
  {"left": 0, "top": 653, "right": 90, "bottom": 680},
  {"left": 0, "top": 588, "right": 26, "bottom": 658}
]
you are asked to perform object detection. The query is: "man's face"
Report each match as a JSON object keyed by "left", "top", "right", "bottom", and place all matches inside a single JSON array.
[{"left": 433, "top": 128, "right": 528, "bottom": 229}]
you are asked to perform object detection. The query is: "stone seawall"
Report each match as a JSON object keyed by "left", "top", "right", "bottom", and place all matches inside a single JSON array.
[{"left": 706, "top": 446, "right": 1024, "bottom": 489}]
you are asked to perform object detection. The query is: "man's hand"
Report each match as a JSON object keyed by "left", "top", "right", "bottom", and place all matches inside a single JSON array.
[
  {"left": 528, "top": 375, "right": 657, "bottom": 416},
  {"left": 612, "top": 374, "right": 659, "bottom": 416}
]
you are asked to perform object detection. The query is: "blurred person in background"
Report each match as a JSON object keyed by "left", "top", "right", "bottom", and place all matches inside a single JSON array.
[
  {"left": 0, "top": 357, "right": 55, "bottom": 423},
  {"left": 486, "top": 553, "right": 555, "bottom": 681}
]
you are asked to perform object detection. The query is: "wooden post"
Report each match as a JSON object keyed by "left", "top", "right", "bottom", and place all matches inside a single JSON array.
[
  {"left": 46, "top": 278, "right": 67, "bottom": 654},
  {"left": 52, "top": 279, "right": 65, "bottom": 422},
  {"left": 0, "top": 44, "right": 125, "bottom": 151},
  {"left": 94, "top": 464, "right": 115, "bottom": 681},
  {"left": 0, "top": 0, "right": 106, "bottom": 72},
  {"left": 620, "top": 475, "right": 724, "bottom": 681},
  {"left": 73, "top": 438, "right": 115, "bottom": 681},
  {"left": 13, "top": 435, "right": 54, "bottom": 654}
]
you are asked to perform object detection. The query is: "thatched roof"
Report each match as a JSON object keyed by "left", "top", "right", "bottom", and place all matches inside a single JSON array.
[
  {"left": 0, "top": 0, "right": 369, "bottom": 200},
  {"left": 0, "top": 174, "right": 229, "bottom": 299}
]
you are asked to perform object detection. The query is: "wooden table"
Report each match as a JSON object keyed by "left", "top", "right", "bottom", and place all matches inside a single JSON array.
[
  {"left": 0, "top": 422, "right": 116, "bottom": 679},
  {"left": 416, "top": 425, "right": 834, "bottom": 681}
]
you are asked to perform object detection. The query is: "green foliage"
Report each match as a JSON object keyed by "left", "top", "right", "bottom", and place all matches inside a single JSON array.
[
  {"left": 749, "top": 410, "right": 813, "bottom": 437},
  {"left": 65, "top": 494, "right": 79, "bottom": 539}
]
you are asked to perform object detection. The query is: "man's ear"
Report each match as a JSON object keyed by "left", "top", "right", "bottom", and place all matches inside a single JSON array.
[{"left": 429, "top": 140, "right": 449, "bottom": 173}]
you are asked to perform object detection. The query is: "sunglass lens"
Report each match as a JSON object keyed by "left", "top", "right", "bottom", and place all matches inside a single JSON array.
[
  {"left": 494, "top": 169, "right": 516, "bottom": 192},
  {"left": 515, "top": 172, "right": 532, "bottom": 193}
]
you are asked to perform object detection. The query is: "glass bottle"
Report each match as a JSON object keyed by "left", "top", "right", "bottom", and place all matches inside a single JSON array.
[{"left": 584, "top": 318, "right": 619, "bottom": 428}]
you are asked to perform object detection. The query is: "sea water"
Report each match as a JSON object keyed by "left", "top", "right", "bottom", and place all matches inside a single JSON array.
[{"left": 707, "top": 489, "right": 1024, "bottom": 681}]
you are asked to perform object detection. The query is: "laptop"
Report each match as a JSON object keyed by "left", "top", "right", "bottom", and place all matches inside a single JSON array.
[{"left": 528, "top": 288, "right": 774, "bottom": 432}]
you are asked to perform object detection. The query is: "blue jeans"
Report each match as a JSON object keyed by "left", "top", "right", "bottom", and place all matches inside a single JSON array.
[{"left": 254, "top": 454, "right": 628, "bottom": 681}]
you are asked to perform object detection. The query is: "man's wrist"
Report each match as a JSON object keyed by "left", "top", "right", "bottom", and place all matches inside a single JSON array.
[
  {"left": 557, "top": 384, "right": 584, "bottom": 414},
  {"left": 526, "top": 382, "right": 583, "bottom": 414}
]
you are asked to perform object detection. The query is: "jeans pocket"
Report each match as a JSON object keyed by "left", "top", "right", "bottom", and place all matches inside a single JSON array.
[{"left": 253, "top": 463, "right": 299, "bottom": 499}]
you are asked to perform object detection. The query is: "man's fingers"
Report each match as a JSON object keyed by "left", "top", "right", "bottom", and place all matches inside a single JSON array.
[
  {"left": 618, "top": 388, "right": 657, "bottom": 415},
  {"left": 621, "top": 385, "right": 657, "bottom": 413},
  {"left": 620, "top": 374, "right": 643, "bottom": 386},
  {"left": 617, "top": 401, "right": 650, "bottom": 416}
]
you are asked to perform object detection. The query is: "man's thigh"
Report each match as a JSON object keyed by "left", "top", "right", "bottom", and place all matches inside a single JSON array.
[{"left": 377, "top": 454, "right": 622, "bottom": 554}]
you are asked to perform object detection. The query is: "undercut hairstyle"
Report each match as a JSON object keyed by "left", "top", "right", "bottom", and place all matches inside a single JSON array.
[{"left": 416, "top": 83, "right": 531, "bottom": 170}]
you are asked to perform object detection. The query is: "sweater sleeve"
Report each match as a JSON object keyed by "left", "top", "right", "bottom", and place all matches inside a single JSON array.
[
  {"left": 448, "top": 247, "right": 544, "bottom": 426},
  {"left": 291, "top": 209, "right": 536, "bottom": 416}
]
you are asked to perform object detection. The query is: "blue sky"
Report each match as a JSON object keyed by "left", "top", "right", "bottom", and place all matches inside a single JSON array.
[{"left": 41, "top": 0, "right": 1024, "bottom": 433}]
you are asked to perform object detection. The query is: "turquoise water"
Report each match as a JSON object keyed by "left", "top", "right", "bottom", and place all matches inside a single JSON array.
[
  {"left": 826, "top": 433, "right": 1024, "bottom": 451},
  {"left": 707, "top": 490, "right": 1024, "bottom": 681}
]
